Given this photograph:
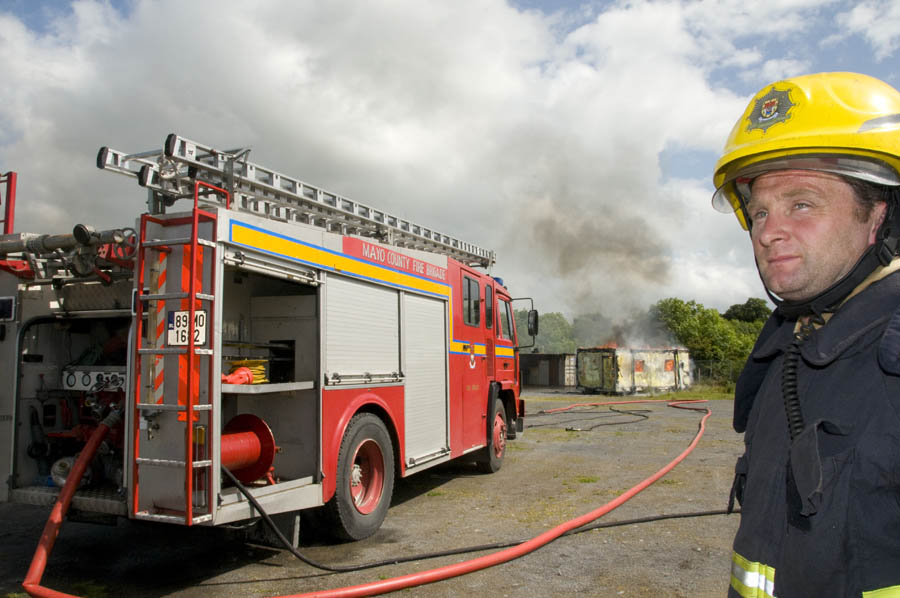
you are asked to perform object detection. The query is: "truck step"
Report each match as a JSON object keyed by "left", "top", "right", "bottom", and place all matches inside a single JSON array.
[{"left": 134, "top": 511, "right": 213, "bottom": 525}]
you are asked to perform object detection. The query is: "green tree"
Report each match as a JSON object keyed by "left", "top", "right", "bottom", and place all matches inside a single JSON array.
[
  {"left": 723, "top": 297, "right": 772, "bottom": 322},
  {"left": 514, "top": 309, "right": 575, "bottom": 353},
  {"left": 727, "top": 318, "right": 766, "bottom": 342},
  {"left": 651, "top": 297, "right": 762, "bottom": 382}
]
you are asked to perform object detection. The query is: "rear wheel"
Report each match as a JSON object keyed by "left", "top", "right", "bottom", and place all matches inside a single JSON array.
[
  {"left": 476, "top": 399, "right": 507, "bottom": 473},
  {"left": 325, "top": 413, "right": 395, "bottom": 541}
]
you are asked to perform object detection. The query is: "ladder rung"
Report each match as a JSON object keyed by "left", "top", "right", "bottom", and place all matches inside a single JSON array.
[
  {"left": 139, "top": 292, "right": 213, "bottom": 302},
  {"left": 137, "top": 403, "right": 212, "bottom": 412},
  {"left": 135, "top": 512, "right": 183, "bottom": 523},
  {"left": 135, "top": 458, "right": 181, "bottom": 467},
  {"left": 142, "top": 238, "right": 188, "bottom": 248},
  {"left": 138, "top": 347, "right": 213, "bottom": 355},
  {"left": 135, "top": 458, "right": 213, "bottom": 468},
  {"left": 142, "top": 238, "right": 215, "bottom": 249},
  {"left": 141, "top": 292, "right": 188, "bottom": 302},
  {"left": 138, "top": 293, "right": 216, "bottom": 302},
  {"left": 135, "top": 512, "right": 213, "bottom": 525}
]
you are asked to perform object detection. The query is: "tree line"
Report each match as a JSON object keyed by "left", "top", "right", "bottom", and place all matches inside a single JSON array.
[{"left": 514, "top": 297, "right": 772, "bottom": 381}]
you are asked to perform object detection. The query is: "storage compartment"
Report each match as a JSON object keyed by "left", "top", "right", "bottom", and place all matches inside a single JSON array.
[
  {"left": 220, "top": 267, "right": 320, "bottom": 483},
  {"left": 9, "top": 314, "right": 131, "bottom": 514}
]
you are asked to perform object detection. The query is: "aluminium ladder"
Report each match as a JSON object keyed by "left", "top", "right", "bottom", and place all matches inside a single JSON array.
[
  {"left": 97, "top": 134, "right": 495, "bottom": 268},
  {"left": 131, "top": 181, "right": 224, "bottom": 525}
]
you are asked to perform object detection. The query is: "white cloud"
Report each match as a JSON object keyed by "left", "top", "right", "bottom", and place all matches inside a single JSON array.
[
  {"left": 739, "top": 58, "right": 813, "bottom": 85},
  {"left": 652, "top": 176, "right": 763, "bottom": 309},
  {"left": 836, "top": 1, "right": 900, "bottom": 61},
  {"left": 0, "top": 0, "right": 852, "bottom": 319},
  {"left": 684, "top": 0, "right": 836, "bottom": 37}
]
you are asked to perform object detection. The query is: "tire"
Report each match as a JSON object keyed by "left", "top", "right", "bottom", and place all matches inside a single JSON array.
[
  {"left": 325, "top": 413, "right": 395, "bottom": 541},
  {"left": 475, "top": 399, "right": 507, "bottom": 474}
]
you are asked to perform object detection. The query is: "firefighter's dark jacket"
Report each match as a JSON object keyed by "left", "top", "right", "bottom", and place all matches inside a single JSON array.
[{"left": 730, "top": 270, "right": 900, "bottom": 597}]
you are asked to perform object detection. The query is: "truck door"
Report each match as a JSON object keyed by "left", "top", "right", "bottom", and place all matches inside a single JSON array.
[
  {"left": 484, "top": 283, "right": 494, "bottom": 378},
  {"left": 460, "top": 272, "right": 486, "bottom": 450},
  {"left": 494, "top": 296, "right": 516, "bottom": 387}
]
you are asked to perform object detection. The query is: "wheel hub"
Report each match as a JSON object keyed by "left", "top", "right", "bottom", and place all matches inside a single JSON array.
[
  {"left": 348, "top": 439, "right": 385, "bottom": 514},
  {"left": 493, "top": 412, "right": 507, "bottom": 458}
]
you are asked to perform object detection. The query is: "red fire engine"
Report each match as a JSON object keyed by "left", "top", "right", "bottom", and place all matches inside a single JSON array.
[{"left": 0, "top": 135, "right": 538, "bottom": 542}]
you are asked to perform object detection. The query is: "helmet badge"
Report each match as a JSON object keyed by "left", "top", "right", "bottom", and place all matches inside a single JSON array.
[{"left": 746, "top": 87, "right": 795, "bottom": 133}]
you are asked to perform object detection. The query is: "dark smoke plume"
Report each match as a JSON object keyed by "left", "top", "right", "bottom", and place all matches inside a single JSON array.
[{"left": 513, "top": 196, "right": 673, "bottom": 318}]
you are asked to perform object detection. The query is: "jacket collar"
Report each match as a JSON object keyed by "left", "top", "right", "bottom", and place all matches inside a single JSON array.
[{"left": 753, "top": 271, "right": 900, "bottom": 364}]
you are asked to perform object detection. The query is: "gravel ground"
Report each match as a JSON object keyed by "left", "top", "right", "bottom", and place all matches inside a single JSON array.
[{"left": 0, "top": 390, "right": 743, "bottom": 598}]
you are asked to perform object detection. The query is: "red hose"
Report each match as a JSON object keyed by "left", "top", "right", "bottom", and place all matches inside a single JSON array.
[
  {"left": 22, "top": 411, "right": 120, "bottom": 598},
  {"left": 20, "top": 400, "right": 708, "bottom": 598},
  {"left": 278, "top": 399, "right": 711, "bottom": 598}
]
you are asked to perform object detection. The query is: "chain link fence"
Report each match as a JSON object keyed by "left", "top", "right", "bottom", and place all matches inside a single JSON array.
[{"left": 692, "top": 359, "right": 744, "bottom": 385}]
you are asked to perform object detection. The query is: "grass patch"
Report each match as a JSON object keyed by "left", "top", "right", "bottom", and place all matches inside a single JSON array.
[
  {"left": 593, "top": 487, "right": 631, "bottom": 498},
  {"left": 526, "top": 428, "right": 583, "bottom": 442},
  {"left": 658, "top": 478, "right": 682, "bottom": 485},
  {"left": 71, "top": 581, "right": 109, "bottom": 598},
  {"left": 516, "top": 497, "right": 577, "bottom": 524},
  {"left": 576, "top": 476, "right": 599, "bottom": 484},
  {"left": 428, "top": 487, "right": 479, "bottom": 500},
  {"left": 523, "top": 383, "right": 733, "bottom": 402},
  {"left": 523, "top": 392, "right": 604, "bottom": 406},
  {"left": 649, "top": 384, "right": 734, "bottom": 401}
]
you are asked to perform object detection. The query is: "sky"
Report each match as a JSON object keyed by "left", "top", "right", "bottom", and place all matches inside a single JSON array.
[{"left": 1, "top": 0, "right": 899, "bottom": 321}]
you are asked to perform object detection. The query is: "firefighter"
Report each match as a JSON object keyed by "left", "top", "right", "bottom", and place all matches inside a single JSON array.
[{"left": 712, "top": 72, "right": 900, "bottom": 597}]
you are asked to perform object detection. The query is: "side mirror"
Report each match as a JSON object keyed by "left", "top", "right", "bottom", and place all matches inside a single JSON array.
[
  {"left": 511, "top": 296, "right": 538, "bottom": 350},
  {"left": 527, "top": 309, "right": 539, "bottom": 337}
]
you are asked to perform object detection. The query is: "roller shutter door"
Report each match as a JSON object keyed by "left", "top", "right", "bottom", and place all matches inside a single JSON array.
[
  {"left": 325, "top": 275, "right": 399, "bottom": 379},
  {"left": 403, "top": 293, "right": 448, "bottom": 463}
]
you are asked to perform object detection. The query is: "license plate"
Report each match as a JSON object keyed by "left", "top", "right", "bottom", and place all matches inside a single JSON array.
[{"left": 167, "top": 309, "right": 207, "bottom": 346}]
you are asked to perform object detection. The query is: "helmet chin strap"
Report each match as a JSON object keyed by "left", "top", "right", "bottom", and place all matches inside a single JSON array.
[{"left": 758, "top": 188, "right": 900, "bottom": 319}]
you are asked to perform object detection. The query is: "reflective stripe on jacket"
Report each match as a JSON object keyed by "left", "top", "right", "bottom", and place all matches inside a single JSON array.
[
  {"left": 730, "top": 551, "right": 776, "bottom": 598},
  {"left": 863, "top": 586, "right": 900, "bottom": 597}
]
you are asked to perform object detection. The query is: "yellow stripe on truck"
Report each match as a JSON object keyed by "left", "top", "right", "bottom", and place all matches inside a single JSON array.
[{"left": 230, "top": 221, "right": 449, "bottom": 298}]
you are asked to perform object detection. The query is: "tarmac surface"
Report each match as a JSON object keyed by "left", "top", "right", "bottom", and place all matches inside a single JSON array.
[{"left": 0, "top": 389, "right": 743, "bottom": 597}]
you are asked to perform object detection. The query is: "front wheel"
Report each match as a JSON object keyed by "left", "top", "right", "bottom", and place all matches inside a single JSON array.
[
  {"left": 475, "top": 399, "right": 507, "bottom": 473},
  {"left": 325, "top": 413, "right": 395, "bottom": 541}
]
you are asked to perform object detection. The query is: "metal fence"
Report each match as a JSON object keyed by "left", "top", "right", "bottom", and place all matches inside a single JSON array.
[{"left": 692, "top": 359, "right": 743, "bottom": 384}]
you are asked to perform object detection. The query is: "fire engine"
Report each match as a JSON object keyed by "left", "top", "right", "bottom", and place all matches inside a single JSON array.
[{"left": 0, "top": 135, "right": 538, "bottom": 543}]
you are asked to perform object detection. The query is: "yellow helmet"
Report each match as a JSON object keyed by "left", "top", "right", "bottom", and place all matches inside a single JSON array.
[{"left": 712, "top": 72, "right": 900, "bottom": 230}]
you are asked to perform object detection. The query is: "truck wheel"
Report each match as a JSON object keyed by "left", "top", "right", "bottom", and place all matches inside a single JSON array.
[
  {"left": 326, "top": 413, "right": 395, "bottom": 541},
  {"left": 475, "top": 400, "right": 507, "bottom": 473}
]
